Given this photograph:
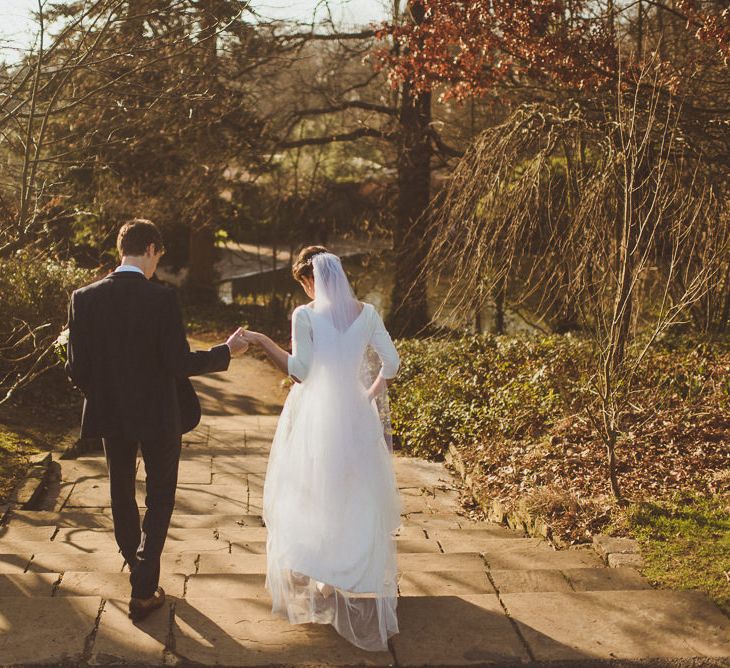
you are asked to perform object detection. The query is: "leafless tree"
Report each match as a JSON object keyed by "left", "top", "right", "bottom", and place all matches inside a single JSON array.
[{"left": 420, "top": 62, "right": 728, "bottom": 500}]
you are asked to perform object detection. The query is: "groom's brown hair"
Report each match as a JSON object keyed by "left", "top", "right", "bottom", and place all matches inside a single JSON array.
[{"left": 117, "top": 219, "right": 164, "bottom": 257}]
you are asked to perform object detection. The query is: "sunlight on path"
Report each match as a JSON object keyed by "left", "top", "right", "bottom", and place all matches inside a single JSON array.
[{"left": 0, "top": 357, "right": 728, "bottom": 665}]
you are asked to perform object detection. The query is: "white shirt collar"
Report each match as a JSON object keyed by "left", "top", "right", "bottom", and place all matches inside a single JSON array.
[{"left": 115, "top": 265, "right": 145, "bottom": 275}]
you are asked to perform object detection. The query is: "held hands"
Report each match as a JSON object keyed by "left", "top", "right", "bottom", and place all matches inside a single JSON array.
[
  {"left": 239, "top": 330, "right": 261, "bottom": 345},
  {"left": 226, "top": 328, "right": 250, "bottom": 355}
]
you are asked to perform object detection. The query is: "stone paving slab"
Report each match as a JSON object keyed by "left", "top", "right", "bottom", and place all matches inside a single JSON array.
[
  {"left": 172, "top": 485, "right": 248, "bottom": 514},
  {"left": 437, "top": 534, "right": 547, "bottom": 554},
  {"left": 58, "top": 458, "right": 109, "bottom": 482},
  {"left": 120, "top": 552, "right": 198, "bottom": 576},
  {"left": 38, "top": 479, "right": 78, "bottom": 512},
  {"left": 229, "top": 540, "right": 267, "bottom": 554},
  {"left": 392, "top": 595, "right": 530, "bottom": 665},
  {"left": 393, "top": 538, "right": 442, "bottom": 553},
  {"left": 207, "top": 431, "right": 248, "bottom": 449},
  {"left": 0, "top": 572, "right": 58, "bottom": 596},
  {"left": 91, "top": 598, "right": 169, "bottom": 666},
  {"left": 246, "top": 474, "right": 266, "bottom": 491},
  {"left": 401, "top": 513, "right": 465, "bottom": 530},
  {"left": 168, "top": 513, "right": 264, "bottom": 528},
  {"left": 65, "top": 479, "right": 143, "bottom": 508},
  {"left": 0, "top": 553, "right": 33, "bottom": 573},
  {"left": 392, "top": 457, "right": 453, "bottom": 488},
  {"left": 57, "top": 571, "right": 185, "bottom": 598},
  {"left": 502, "top": 590, "right": 730, "bottom": 660},
  {"left": 7, "top": 510, "right": 114, "bottom": 529},
  {"left": 210, "top": 455, "right": 270, "bottom": 475},
  {"left": 182, "top": 427, "right": 209, "bottom": 445},
  {"left": 140, "top": 457, "right": 213, "bottom": 485},
  {"left": 212, "top": 473, "right": 261, "bottom": 485},
  {"left": 196, "top": 553, "right": 268, "bottom": 574},
  {"left": 490, "top": 569, "right": 574, "bottom": 593},
  {"left": 0, "top": 595, "right": 102, "bottom": 664},
  {"left": 9, "top": 539, "right": 118, "bottom": 554},
  {"left": 399, "top": 570, "right": 496, "bottom": 596},
  {"left": 433, "top": 527, "right": 526, "bottom": 542},
  {"left": 394, "top": 526, "right": 427, "bottom": 540},
  {"left": 481, "top": 540, "right": 604, "bottom": 570},
  {"left": 172, "top": 597, "right": 394, "bottom": 666},
  {"left": 247, "top": 499, "right": 264, "bottom": 514},
  {"left": 186, "top": 573, "right": 268, "bottom": 598},
  {"left": 53, "top": 528, "right": 119, "bottom": 548},
  {"left": 28, "top": 552, "right": 125, "bottom": 573},
  {"left": 164, "top": 527, "right": 230, "bottom": 542},
  {"left": 216, "top": 526, "right": 268, "bottom": 542},
  {"left": 397, "top": 552, "right": 486, "bottom": 572},
  {"left": 400, "top": 489, "right": 461, "bottom": 515},
  {"left": 0, "top": 525, "right": 57, "bottom": 542},
  {"left": 562, "top": 566, "right": 653, "bottom": 591},
  {"left": 162, "top": 536, "right": 234, "bottom": 553}
]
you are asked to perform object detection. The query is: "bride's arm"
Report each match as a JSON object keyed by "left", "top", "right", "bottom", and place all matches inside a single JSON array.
[
  {"left": 243, "top": 307, "right": 313, "bottom": 383},
  {"left": 242, "top": 331, "right": 289, "bottom": 376},
  {"left": 367, "top": 308, "right": 400, "bottom": 400}
]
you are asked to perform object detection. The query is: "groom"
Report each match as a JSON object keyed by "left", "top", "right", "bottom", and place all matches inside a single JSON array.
[{"left": 65, "top": 219, "right": 248, "bottom": 620}]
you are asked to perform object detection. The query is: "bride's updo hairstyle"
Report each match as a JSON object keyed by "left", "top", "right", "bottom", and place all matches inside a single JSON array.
[{"left": 292, "top": 245, "right": 329, "bottom": 282}]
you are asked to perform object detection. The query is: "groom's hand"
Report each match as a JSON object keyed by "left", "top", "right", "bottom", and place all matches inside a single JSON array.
[{"left": 226, "top": 328, "right": 249, "bottom": 355}]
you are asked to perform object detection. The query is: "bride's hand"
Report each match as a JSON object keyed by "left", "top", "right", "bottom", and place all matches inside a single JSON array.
[
  {"left": 225, "top": 327, "right": 249, "bottom": 355},
  {"left": 240, "top": 329, "right": 262, "bottom": 345},
  {"left": 367, "top": 375, "right": 388, "bottom": 402}
]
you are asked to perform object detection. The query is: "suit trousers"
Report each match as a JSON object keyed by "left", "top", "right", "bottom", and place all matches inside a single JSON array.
[{"left": 102, "top": 434, "right": 182, "bottom": 599}]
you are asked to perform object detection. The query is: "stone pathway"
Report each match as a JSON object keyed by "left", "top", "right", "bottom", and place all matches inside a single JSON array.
[{"left": 1, "top": 358, "right": 729, "bottom": 666}]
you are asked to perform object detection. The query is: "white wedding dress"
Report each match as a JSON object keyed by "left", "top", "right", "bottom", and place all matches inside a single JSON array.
[{"left": 263, "top": 254, "right": 401, "bottom": 652}]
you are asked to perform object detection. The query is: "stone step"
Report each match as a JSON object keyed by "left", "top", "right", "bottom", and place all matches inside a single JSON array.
[
  {"left": 5, "top": 510, "right": 265, "bottom": 529},
  {"left": 501, "top": 589, "right": 730, "bottom": 661},
  {"left": 2, "top": 527, "right": 446, "bottom": 550},
  {"left": 27, "top": 552, "right": 126, "bottom": 573},
  {"left": 490, "top": 566, "right": 653, "bottom": 593},
  {"left": 437, "top": 536, "right": 604, "bottom": 569},
  {"left": 5, "top": 509, "right": 114, "bottom": 529},
  {"left": 0, "top": 565, "right": 655, "bottom": 599},
  {"left": 0, "top": 590, "right": 726, "bottom": 667},
  {"left": 0, "top": 596, "right": 103, "bottom": 666},
  {"left": 430, "top": 527, "right": 525, "bottom": 542},
  {"left": 401, "top": 513, "right": 492, "bottom": 531}
]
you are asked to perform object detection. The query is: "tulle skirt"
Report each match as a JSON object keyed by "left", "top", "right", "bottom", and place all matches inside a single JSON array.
[{"left": 263, "top": 372, "right": 401, "bottom": 651}]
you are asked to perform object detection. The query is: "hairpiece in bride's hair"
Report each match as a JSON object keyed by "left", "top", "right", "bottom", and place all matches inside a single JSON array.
[{"left": 292, "top": 245, "right": 329, "bottom": 281}]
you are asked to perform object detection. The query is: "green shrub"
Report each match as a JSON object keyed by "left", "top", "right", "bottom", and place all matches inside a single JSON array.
[
  {"left": 0, "top": 251, "right": 95, "bottom": 398},
  {"left": 390, "top": 334, "right": 592, "bottom": 459}
]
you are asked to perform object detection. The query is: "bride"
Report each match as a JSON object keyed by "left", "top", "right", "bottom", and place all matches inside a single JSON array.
[{"left": 240, "top": 246, "right": 402, "bottom": 652}]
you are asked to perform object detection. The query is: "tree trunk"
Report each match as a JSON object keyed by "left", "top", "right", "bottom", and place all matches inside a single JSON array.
[
  {"left": 387, "top": 2, "right": 432, "bottom": 338},
  {"left": 185, "top": 0, "right": 218, "bottom": 302}
]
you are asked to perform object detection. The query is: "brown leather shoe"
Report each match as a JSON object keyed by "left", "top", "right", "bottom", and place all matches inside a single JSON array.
[{"left": 128, "top": 587, "right": 165, "bottom": 621}]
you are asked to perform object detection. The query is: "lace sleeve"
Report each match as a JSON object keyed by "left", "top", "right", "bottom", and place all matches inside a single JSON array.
[
  {"left": 368, "top": 307, "right": 400, "bottom": 380},
  {"left": 361, "top": 305, "right": 399, "bottom": 452},
  {"left": 287, "top": 306, "right": 313, "bottom": 382}
]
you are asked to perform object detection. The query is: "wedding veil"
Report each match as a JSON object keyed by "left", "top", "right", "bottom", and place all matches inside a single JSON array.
[
  {"left": 311, "top": 252, "right": 394, "bottom": 452},
  {"left": 311, "top": 253, "right": 361, "bottom": 331}
]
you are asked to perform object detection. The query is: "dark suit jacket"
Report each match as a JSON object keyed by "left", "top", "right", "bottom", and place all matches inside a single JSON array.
[{"left": 65, "top": 271, "right": 230, "bottom": 442}]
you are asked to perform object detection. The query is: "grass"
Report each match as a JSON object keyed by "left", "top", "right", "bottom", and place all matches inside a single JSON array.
[{"left": 610, "top": 492, "right": 730, "bottom": 615}]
